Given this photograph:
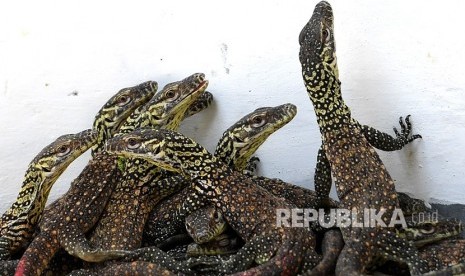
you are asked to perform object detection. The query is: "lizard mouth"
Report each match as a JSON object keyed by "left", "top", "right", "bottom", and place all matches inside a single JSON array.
[
  {"left": 192, "top": 80, "right": 209, "bottom": 95},
  {"left": 233, "top": 135, "right": 248, "bottom": 147},
  {"left": 153, "top": 145, "right": 162, "bottom": 159}
]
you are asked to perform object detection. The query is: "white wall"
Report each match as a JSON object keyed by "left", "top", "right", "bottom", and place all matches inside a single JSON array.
[{"left": 1, "top": 0, "right": 465, "bottom": 213}]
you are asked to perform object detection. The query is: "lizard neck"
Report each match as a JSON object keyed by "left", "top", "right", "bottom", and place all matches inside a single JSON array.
[
  {"left": 93, "top": 118, "right": 113, "bottom": 152},
  {"left": 213, "top": 134, "right": 238, "bottom": 169},
  {"left": 117, "top": 104, "right": 147, "bottom": 135},
  {"left": 302, "top": 61, "right": 352, "bottom": 133},
  {"left": 1, "top": 167, "right": 47, "bottom": 228},
  {"left": 167, "top": 140, "right": 225, "bottom": 190}
]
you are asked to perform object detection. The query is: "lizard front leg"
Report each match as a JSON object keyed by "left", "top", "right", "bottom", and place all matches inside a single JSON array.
[
  {"left": 59, "top": 223, "right": 129, "bottom": 262},
  {"left": 360, "top": 115, "right": 422, "bottom": 151},
  {"left": 314, "top": 144, "right": 333, "bottom": 208}
]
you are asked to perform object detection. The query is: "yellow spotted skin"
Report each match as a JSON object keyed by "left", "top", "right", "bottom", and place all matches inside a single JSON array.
[
  {"left": 142, "top": 104, "right": 298, "bottom": 247},
  {"left": 86, "top": 73, "right": 209, "bottom": 254},
  {"left": 15, "top": 81, "right": 157, "bottom": 276},
  {"left": 379, "top": 238, "right": 465, "bottom": 276},
  {"left": 92, "top": 81, "right": 158, "bottom": 153},
  {"left": 0, "top": 129, "right": 97, "bottom": 260},
  {"left": 399, "top": 218, "right": 463, "bottom": 248},
  {"left": 214, "top": 103, "right": 297, "bottom": 171},
  {"left": 185, "top": 206, "right": 227, "bottom": 245},
  {"left": 299, "top": 1, "right": 426, "bottom": 275},
  {"left": 106, "top": 128, "right": 320, "bottom": 275},
  {"left": 186, "top": 233, "right": 243, "bottom": 257},
  {"left": 0, "top": 81, "right": 157, "bottom": 258}
]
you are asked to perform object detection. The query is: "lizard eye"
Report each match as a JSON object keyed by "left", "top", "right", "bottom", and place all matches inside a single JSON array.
[
  {"left": 165, "top": 90, "right": 180, "bottom": 102},
  {"left": 127, "top": 138, "right": 141, "bottom": 149},
  {"left": 56, "top": 145, "right": 71, "bottom": 157},
  {"left": 116, "top": 95, "right": 132, "bottom": 106},
  {"left": 214, "top": 211, "right": 221, "bottom": 222},
  {"left": 419, "top": 223, "right": 435, "bottom": 235},
  {"left": 251, "top": 115, "right": 266, "bottom": 128},
  {"left": 322, "top": 28, "right": 331, "bottom": 43}
]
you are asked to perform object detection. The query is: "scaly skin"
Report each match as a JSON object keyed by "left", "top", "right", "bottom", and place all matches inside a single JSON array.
[
  {"left": 375, "top": 219, "right": 464, "bottom": 275},
  {"left": 299, "top": 2, "right": 426, "bottom": 275},
  {"left": 143, "top": 104, "right": 298, "bottom": 246},
  {"left": 398, "top": 218, "right": 463, "bottom": 247},
  {"left": 184, "top": 205, "right": 243, "bottom": 259},
  {"left": 68, "top": 261, "right": 176, "bottom": 276},
  {"left": 11, "top": 91, "right": 213, "bottom": 275},
  {"left": 186, "top": 205, "right": 227, "bottom": 245},
  {"left": 91, "top": 81, "right": 157, "bottom": 153},
  {"left": 183, "top": 199, "right": 460, "bottom": 274},
  {"left": 106, "top": 128, "right": 320, "bottom": 275},
  {"left": 0, "top": 129, "right": 97, "bottom": 260},
  {"left": 185, "top": 136, "right": 426, "bottom": 248},
  {"left": 419, "top": 238, "right": 465, "bottom": 275},
  {"left": 397, "top": 192, "right": 428, "bottom": 216},
  {"left": 86, "top": 73, "right": 209, "bottom": 253},
  {"left": 187, "top": 232, "right": 243, "bottom": 257},
  {"left": 15, "top": 81, "right": 157, "bottom": 276}
]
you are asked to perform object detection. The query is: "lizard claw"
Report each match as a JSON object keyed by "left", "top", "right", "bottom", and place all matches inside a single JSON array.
[
  {"left": 393, "top": 115, "right": 422, "bottom": 145},
  {"left": 243, "top": 156, "right": 261, "bottom": 176}
]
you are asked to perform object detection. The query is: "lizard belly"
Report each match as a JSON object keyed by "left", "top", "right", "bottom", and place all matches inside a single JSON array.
[{"left": 323, "top": 126, "right": 399, "bottom": 225}]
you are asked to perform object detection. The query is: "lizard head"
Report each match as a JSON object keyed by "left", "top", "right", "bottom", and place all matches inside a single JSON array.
[
  {"left": 92, "top": 80, "right": 157, "bottom": 152},
  {"left": 148, "top": 73, "right": 208, "bottom": 130},
  {"left": 299, "top": 1, "right": 337, "bottom": 78},
  {"left": 106, "top": 128, "right": 212, "bottom": 177},
  {"left": 398, "top": 218, "right": 463, "bottom": 247},
  {"left": 32, "top": 129, "right": 97, "bottom": 183},
  {"left": 117, "top": 73, "right": 208, "bottom": 135},
  {"left": 185, "top": 206, "right": 227, "bottom": 244},
  {"left": 299, "top": 1, "right": 351, "bottom": 131},
  {"left": 214, "top": 103, "right": 297, "bottom": 171}
]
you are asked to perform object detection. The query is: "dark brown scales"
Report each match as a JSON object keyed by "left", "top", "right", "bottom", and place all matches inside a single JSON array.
[{"left": 299, "top": 1, "right": 426, "bottom": 275}]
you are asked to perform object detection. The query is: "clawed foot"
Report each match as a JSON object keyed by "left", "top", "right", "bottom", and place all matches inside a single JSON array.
[
  {"left": 393, "top": 115, "right": 422, "bottom": 144},
  {"left": 243, "top": 156, "right": 261, "bottom": 176}
]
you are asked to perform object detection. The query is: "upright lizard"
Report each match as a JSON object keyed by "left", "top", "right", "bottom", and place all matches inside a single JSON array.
[
  {"left": 86, "top": 73, "right": 209, "bottom": 253},
  {"left": 299, "top": 1, "right": 426, "bottom": 275}
]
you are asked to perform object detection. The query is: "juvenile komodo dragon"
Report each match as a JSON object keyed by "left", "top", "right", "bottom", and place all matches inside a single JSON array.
[
  {"left": 1, "top": 80, "right": 150, "bottom": 261},
  {"left": 70, "top": 103, "right": 298, "bottom": 275},
  {"left": 105, "top": 128, "right": 321, "bottom": 275},
  {"left": 14, "top": 80, "right": 158, "bottom": 276},
  {"left": 143, "top": 103, "right": 298, "bottom": 247},
  {"left": 0, "top": 129, "right": 97, "bottom": 260},
  {"left": 64, "top": 74, "right": 209, "bottom": 276},
  {"left": 299, "top": 1, "right": 427, "bottom": 275},
  {"left": 86, "top": 73, "right": 209, "bottom": 253}
]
